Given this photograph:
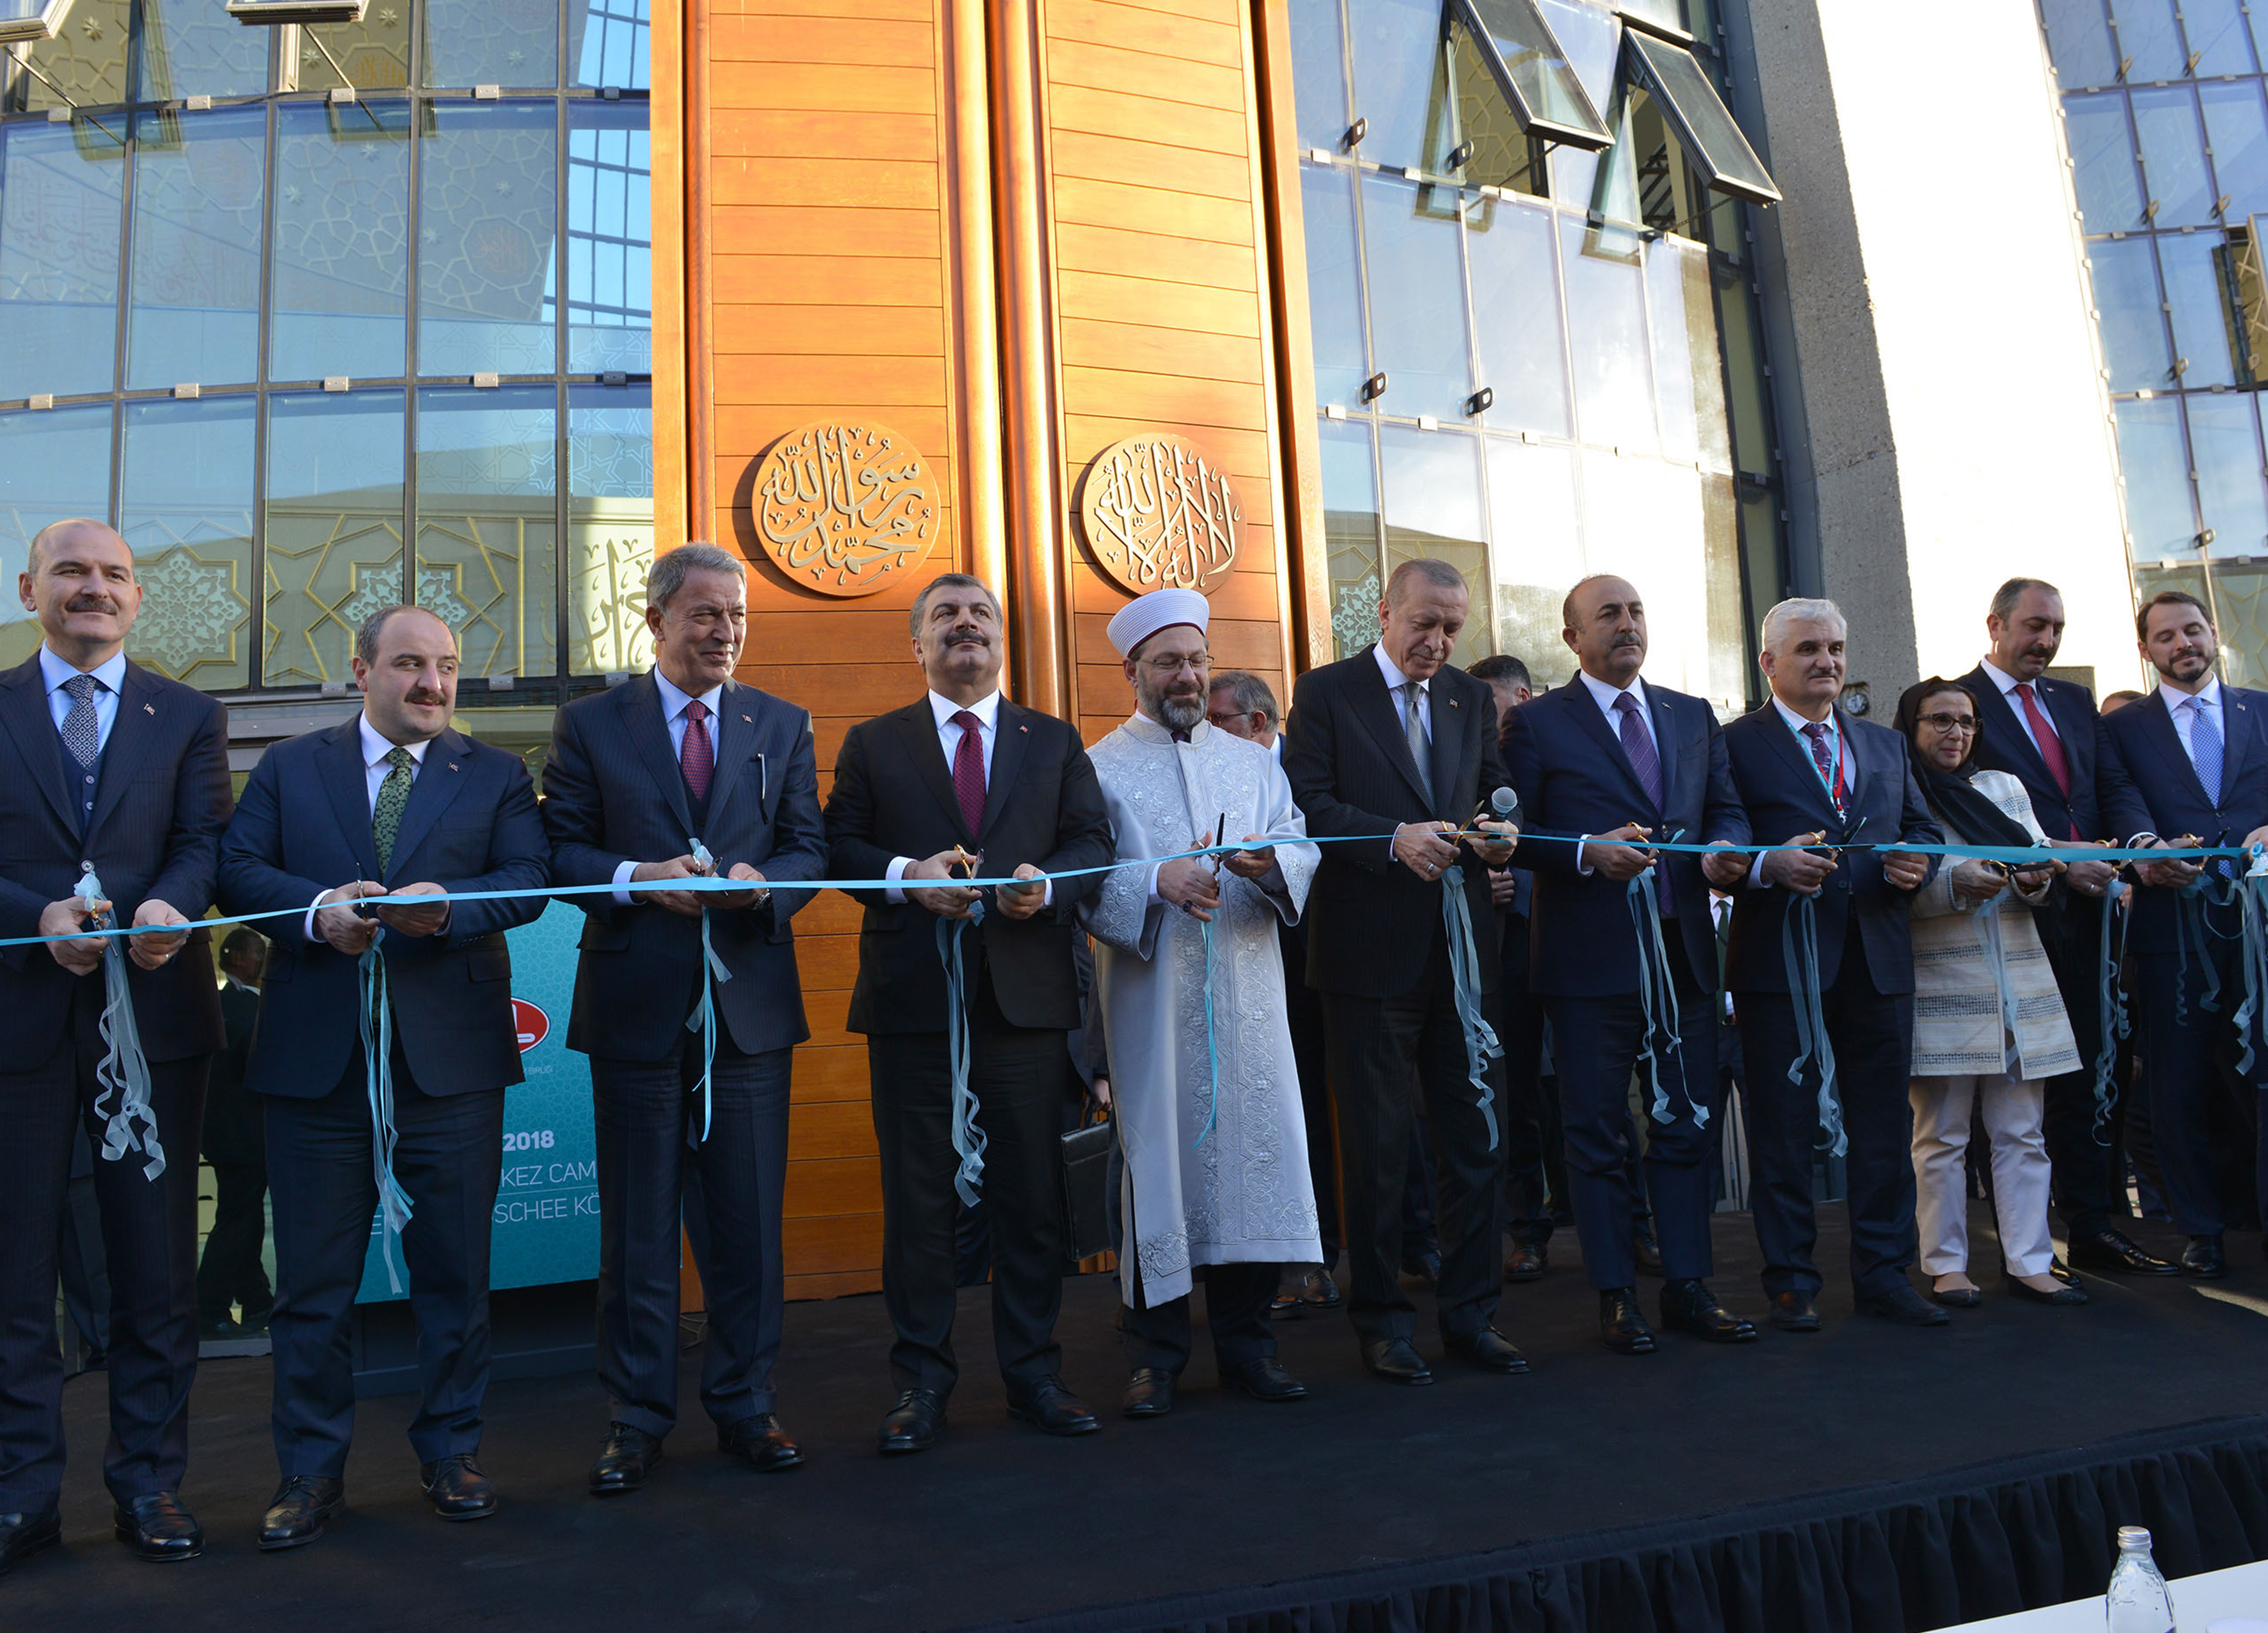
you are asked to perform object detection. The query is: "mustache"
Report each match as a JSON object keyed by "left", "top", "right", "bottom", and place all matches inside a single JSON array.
[{"left": 65, "top": 595, "right": 119, "bottom": 613}]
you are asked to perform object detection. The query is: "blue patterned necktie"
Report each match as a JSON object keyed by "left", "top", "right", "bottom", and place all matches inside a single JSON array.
[
  {"left": 60, "top": 672, "right": 100, "bottom": 771},
  {"left": 372, "top": 747, "right": 415, "bottom": 874},
  {"left": 2188, "top": 694, "right": 2223, "bottom": 806},
  {"left": 1615, "top": 693, "right": 1671, "bottom": 913}
]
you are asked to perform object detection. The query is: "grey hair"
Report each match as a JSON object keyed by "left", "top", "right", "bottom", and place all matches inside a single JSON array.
[
  {"left": 1468, "top": 653, "right": 1532, "bottom": 691},
  {"left": 1988, "top": 576, "right": 2061, "bottom": 624},
  {"left": 1207, "top": 668, "right": 1279, "bottom": 725},
  {"left": 26, "top": 517, "right": 126, "bottom": 577},
  {"left": 1759, "top": 596, "right": 1847, "bottom": 654},
  {"left": 1384, "top": 557, "right": 1467, "bottom": 608},
  {"left": 354, "top": 603, "right": 453, "bottom": 666},
  {"left": 647, "top": 542, "right": 746, "bottom": 614},
  {"left": 909, "top": 572, "right": 1002, "bottom": 637}
]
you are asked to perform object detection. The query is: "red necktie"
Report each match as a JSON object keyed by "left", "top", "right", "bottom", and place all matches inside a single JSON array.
[
  {"left": 950, "top": 708, "right": 986, "bottom": 837},
  {"left": 681, "top": 699, "right": 713, "bottom": 801},
  {"left": 2013, "top": 683, "right": 2074, "bottom": 837}
]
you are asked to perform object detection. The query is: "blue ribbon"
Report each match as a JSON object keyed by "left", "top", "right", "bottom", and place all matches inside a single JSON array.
[
  {"left": 1626, "top": 866, "right": 1695, "bottom": 1128},
  {"left": 78, "top": 864, "right": 165, "bottom": 1183},
  {"left": 936, "top": 914, "right": 987, "bottom": 1206},
  {"left": 2093, "top": 880, "right": 2131, "bottom": 1144},
  {"left": 1781, "top": 890, "right": 1845, "bottom": 1158},
  {"left": 1194, "top": 916, "right": 1220, "bottom": 1148},
  {"left": 682, "top": 838, "right": 733, "bottom": 1148},
  {"left": 357, "top": 944, "right": 415, "bottom": 1295},
  {"left": 1440, "top": 864, "right": 1503, "bottom": 1150}
]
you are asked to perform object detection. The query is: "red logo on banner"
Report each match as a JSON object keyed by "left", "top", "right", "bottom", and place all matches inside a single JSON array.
[{"left": 512, "top": 999, "right": 549, "bottom": 1053}]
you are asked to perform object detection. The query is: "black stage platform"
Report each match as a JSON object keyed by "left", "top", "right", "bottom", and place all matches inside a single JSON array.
[{"left": 10, "top": 1206, "right": 2268, "bottom": 1633}]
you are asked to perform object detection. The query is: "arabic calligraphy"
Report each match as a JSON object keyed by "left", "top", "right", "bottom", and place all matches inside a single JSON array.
[
  {"left": 751, "top": 422, "right": 937, "bottom": 597},
  {"left": 1076, "top": 434, "right": 1241, "bottom": 596}
]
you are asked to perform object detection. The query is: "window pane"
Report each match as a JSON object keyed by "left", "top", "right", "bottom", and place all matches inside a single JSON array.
[
  {"left": 2132, "top": 86, "right": 2212, "bottom": 228},
  {"left": 1712, "top": 257, "right": 1771, "bottom": 474},
  {"left": 2114, "top": 395, "right": 2199, "bottom": 555},
  {"left": 416, "top": 385, "right": 557, "bottom": 680},
  {"left": 2159, "top": 231, "right": 2240, "bottom": 387},
  {"left": 2190, "top": 393, "right": 2268, "bottom": 554},
  {"left": 8, "top": 0, "right": 128, "bottom": 112},
  {"left": 1318, "top": 416, "right": 1381, "bottom": 659},
  {"left": 1360, "top": 172, "right": 1470, "bottom": 420},
  {"left": 1378, "top": 425, "right": 1487, "bottom": 665},
  {"left": 2208, "top": 564, "right": 2268, "bottom": 687},
  {"left": 1560, "top": 216, "right": 1656, "bottom": 453},
  {"left": 0, "top": 119, "right": 124, "bottom": 401},
  {"left": 119, "top": 396, "right": 253, "bottom": 688},
  {"left": 1484, "top": 436, "right": 1580, "bottom": 684},
  {"left": 1644, "top": 235, "right": 1728, "bottom": 467},
  {"left": 2184, "top": 0, "right": 2259, "bottom": 75},
  {"left": 1345, "top": 0, "right": 1449, "bottom": 171},
  {"left": 2112, "top": 0, "right": 2187, "bottom": 81},
  {"left": 2065, "top": 91, "right": 2145, "bottom": 233},
  {"left": 1623, "top": 31, "right": 1778, "bottom": 203},
  {"left": 1581, "top": 451, "right": 1708, "bottom": 691},
  {"left": 565, "top": 101, "right": 651, "bottom": 373},
  {"left": 125, "top": 105, "right": 264, "bottom": 392},
  {"left": 1466, "top": 194, "right": 1569, "bottom": 436},
  {"left": 136, "top": 1, "right": 268, "bottom": 102},
  {"left": 264, "top": 389, "right": 406, "bottom": 686},
  {"left": 1449, "top": 23, "right": 1545, "bottom": 195},
  {"left": 0, "top": 401, "right": 111, "bottom": 667},
  {"left": 1454, "top": 0, "right": 1610, "bottom": 147},
  {"left": 568, "top": 381, "right": 653, "bottom": 675},
  {"left": 424, "top": 0, "right": 560, "bottom": 88},
  {"left": 1700, "top": 473, "right": 1744, "bottom": 708},
  {"left": 1301, "top": 165, "right": 1367, "bottom": 409},
  {"left": 271, "top": 100, "right": 410, "bottom": 382},
  {"left": 1542, "top": 0, "right": 1620, "bottom": 203},
  {"left": 418, "top": 100, "right": 559, "bottom": 377},
  {"left": 570, "top": 0, "right": 651, "bottom": 90},
  {"left": 2200, "top": 81, "right": 2268, "bottom": 223},
  {"left": 293, "top": 10, "right": 411, "bottom": 94},
  {"left": 2042, "top": 0, "right": 2119, "bottom": 86},
  {"left": 1290, "top": 0, "right": 1352, "bottom": 152},
  {"left": 2089, "top": 236, "right": 2173, "bottom": 392}
]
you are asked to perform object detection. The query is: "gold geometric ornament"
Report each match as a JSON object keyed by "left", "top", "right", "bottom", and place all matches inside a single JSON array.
[
  {"left": 1075, "top": 433, "right": 1240, "bottom": 597},
  {"left": 750, "top": 421, "right": 938, "bottom": 597}
]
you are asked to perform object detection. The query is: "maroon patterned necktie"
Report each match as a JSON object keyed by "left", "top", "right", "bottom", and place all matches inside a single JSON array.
[
  {"left": 681, "top": 699, "right": 713, "bottom": 801},
  {"left": 950, "top": 708, "right": 986, "bottom": 836}
]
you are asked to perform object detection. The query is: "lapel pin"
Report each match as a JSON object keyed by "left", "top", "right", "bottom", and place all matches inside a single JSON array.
[
  {"left": 143, "top": 703, "right": 155, "bottom": 715},
  {"left": 1020, "top": 724, "right": 1029, "bottom": 733},
  {"left": 741, "top": 713, "right": 752, "bottom": 723},
  {"left": 448, "top": 762, "right": 459, "bottom": 771}
]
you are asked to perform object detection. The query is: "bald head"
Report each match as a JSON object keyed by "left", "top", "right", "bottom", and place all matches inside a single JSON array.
[
  {"left": 20, "top": 518, "right": 142, "bottom": 669},
  {"left": 1561, "top": 573, "right": 1646, "bottom": 687}
]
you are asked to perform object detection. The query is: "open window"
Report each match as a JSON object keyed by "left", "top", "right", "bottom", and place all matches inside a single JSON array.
[
  {"left": 1620, "top": 25, "right": 1780, "bottom": 205},
  {"left": 0, "top": 0, "right": 74, "bottom": 44},
  {"left": 1447, "top": 0, "right": 1613, "bottom": 151}
]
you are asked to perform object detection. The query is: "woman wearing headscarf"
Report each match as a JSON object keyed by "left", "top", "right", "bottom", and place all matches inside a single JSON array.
[{"left": 1896, "top": 679, "right": 2086, "bottom": 1308}]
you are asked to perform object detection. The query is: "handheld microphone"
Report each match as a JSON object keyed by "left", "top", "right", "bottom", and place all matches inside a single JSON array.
[{"left": 1477, "top": 786, "right": 1520, "bottom": 828}]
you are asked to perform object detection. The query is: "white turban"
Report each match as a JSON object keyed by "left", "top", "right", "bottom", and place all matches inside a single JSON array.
[{"left": 1106, "top": 587, "right": 1210, "bottom": 659}]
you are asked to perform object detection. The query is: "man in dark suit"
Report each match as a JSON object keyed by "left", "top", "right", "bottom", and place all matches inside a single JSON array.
[
  {"left": 0, "top": 519, "right": 229, "bottom": 1574},
  {"left": 543, "top": 543, "right": 827, "bottom": 1493},
  {"left": 2097, "top": 589, "right": 2268, "bottom": 1279},
  {"left": 1282, "top": 558, "right": 1522, "bottom": 1385},
  {"left": 1502, "top": 576, "right": 1756, "bottom": 1355},
  {"left": 196, "top": 927, "right": 273, "bottom": 1338},
  {"left": 220, "top": 604, "right": 549, "bottom": 1547},
  {"left": 1958, "top": 578, "right": 2175, "bottom": 1278},
  {"left": 1724, "top": 597, "right": 1945, "bottom": 1332},
  {"left": 825, "top": 572, "right": 1115, "bottom": 1452}
]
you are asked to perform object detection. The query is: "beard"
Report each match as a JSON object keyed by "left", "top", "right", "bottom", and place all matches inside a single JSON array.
[{"left": 1140, "top": 677, "right": 1205, "bottom": 733}]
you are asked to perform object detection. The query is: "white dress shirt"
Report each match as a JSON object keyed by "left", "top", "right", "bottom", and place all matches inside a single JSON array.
[
  {"left": 1978, "top": 657, "right": 2062, "bottom": 760},
  {"left": 304, "top": 716, "right": 433, "bottom": 936},
  {"left": 1572, "top": 669, "right": 1656, "bottom": 876},
  {"left": 884, "top": 689, "right": 1052, "bottom": 907},
  {"left": 40, "top": 645, "right": 126, "bottom": 825},
  {"left": 2161, "top": 675, "right": 2225, "bottom": 771},
  {"left": 1374, "top": 645, "right": 1431, "bottom": 742},
  {"left": 610, "top": 669, "right": 728, "bottom": 905},
  {"left": 1748, "top": 697, "right": 1845, "bottom": 888}
]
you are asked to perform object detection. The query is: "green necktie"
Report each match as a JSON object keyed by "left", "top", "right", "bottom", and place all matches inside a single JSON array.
[{"left": 372, "top": 746, "right": 415, "bottom": 874}]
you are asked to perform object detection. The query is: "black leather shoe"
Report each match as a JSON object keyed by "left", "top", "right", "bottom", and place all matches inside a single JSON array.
[
  {"left": 1769, "top": 1290, "right": 1821, "bottom": 1332},
  {"left": 1658, "top": 1279, "right": 1758, "bottom": 1343},
  {"left": 1400, "top": 1248, "right": 1442, "bottom": 1288},
  {"left": 114, "top": 1490, "right": 204, "bottom": 1561},
  {"left": 1504, "top": 1242, "right": 1546, "bottom": 1283},
  {"left": 1600, "top": 1288, "right": 1658, "bottom": 1354},
  {"left": 718, "top": 1413, "right": 803, "bottom": 1472},
  {"left": 1359, "top": 1337, "right": 1435, "bottom": 1385},
  {"left": 587, "top": 1423, "right": 663, "bottom": 1495},
  {"left": 1268, "top": 1281, "right": 1304, "bottom": 1320},
  {"left": 2068, "top": 1225, "right": 2181, "bottom": 1277},
  {"left": 1446, "top": 1326, "right": 1531, "bottom": 1374},
  {"left": 2181, "top": 1235, "right": 2229, "bottom": 1278},
  {"left": 420, "top": 1454, "right": 498, "bottom": 1520},
  {"left": 1301, "top": 1269, "right": 1341, "bottom": 1311},
  {"left": 1856, "top": 1284, "right": 1952, "bottom": 1326},
  {"left": 2007, "top": 1275, "right": 2089, "bottom": 1306},
  {"left": 1224, "top": 1357, "right": 1309, "bottom": 1400},
  {"left": 0, "top": 1508, "right": 60, "bottom": 1576},
  {"left": 1632, "top": 1226, "right": 1665, "bottom": 1275},
  {"left": 1008, "top": 1377, "right": 1100, "bottom": 1436},
  {"left": 259, "top": 1477, "right": 344, "bottom": 1551},
  {"left": 878, "top": 1389, "right": 944, "bottom": 1454},
  {"left": 1122, "top": 1368, "right": 1176, "bottom": 1417}
]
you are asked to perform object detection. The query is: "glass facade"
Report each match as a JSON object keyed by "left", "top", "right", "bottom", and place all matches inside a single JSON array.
[
  {"left": 2041, "top": 0, "right": 2268, "bottom": 680},
  {"left": 0, "top": 0, "right": 655, "bottom": 727},
  {"left": 1289, "top": 0, "right": 1783, "bottom": 706}
]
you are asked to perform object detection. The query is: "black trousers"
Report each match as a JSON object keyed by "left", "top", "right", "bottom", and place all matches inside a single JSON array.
[
  {"left": 1543, "top": 935, "right": 1719, "bottom": 1289},
  {"left": 1498, "top": 918, "right": 1562, "bottom": 1249},
  {"left": 0, "top": 979, "right": 205, "bottom": 1510},
  {"left": 196, "top": 1159, "right": 271, "bottom": 1326},
  {"left": 2036, "top": 897, "right": 2126, "bottom": 1231},
  {"left": 1737, "top": 920, "right": 1919, "bottom": 1300},
  {"left": 266, "top": 1053, "right": 503, "bottom": 1476},
  {"left": 1279, "top": 922, "right": 1340, "bottom": 1266},
  {"left": 1123, "top": 1262, "right": 1277, "bottom": 1375},
  {"left": 867, "top": 960, "right": 1071, "bottom": 1399},
  {"left": 592, "top": 1033, "right": 790, "bottom": 1438},
  {"left": 1323, "top": 933, "right": 1504, "bottom": 1343},
  {"left": 2132, "top": 942, "right": 2268, "bottom": 1239}
]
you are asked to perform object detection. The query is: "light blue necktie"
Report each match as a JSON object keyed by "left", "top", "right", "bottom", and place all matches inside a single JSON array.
[{"left": 2189, "top": 695, "right": 2224, "bottom": 806}]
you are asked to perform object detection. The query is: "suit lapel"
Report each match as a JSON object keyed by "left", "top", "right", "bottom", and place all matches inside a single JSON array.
[
  {"left": 1972, "top": 671, "right": 2055, "bottom": 791},
  {"left": 895, "top": 700, "right": 971, "bottom": 845},
  {"left": 86, "top": 663, "right": 163, "bottom": 836},
  {"left": 1648, "top": 689, "right": 1681, "bottom": 820},
  {"left": 1350, "top": 647, "right": 1434, "bottom": 812},
  {"left": 701, "top": 682, "right": 760, "bottom": 833},
  {"left": 1835, "top": 707, "right": 1865, "bottom": 819},
  {"left": 980, "top": 699, "right": 1033, "bottom": 841},
  {"left": 1429, "top": 683, "right": 1460, "bottom": 822},
  {"left": 623, "top": 672, "right": 696, "bottom": 841},
  {"left": 1563, "top": 686, "right": 1657, "bottom": 816},
  {"left": 320, "top": 719, "right": 384, "bottom": 882},
  {"left": 1756, "top": 708, "right": 1839, "bottom": 831},
  {"left": 2134, "top": 691, "right": 2214, "bottom": 811},
  {"left": 2221, "top": 687, "right": 2256, "bottom": 797},
  {"left": 0, "top": 655, "right": 79, "bottom": 837},
  {"left": 383, "top": 727, "right": 472, "bottom": 884}
]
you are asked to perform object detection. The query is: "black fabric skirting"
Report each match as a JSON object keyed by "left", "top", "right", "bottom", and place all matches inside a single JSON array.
[{"left": 968, "top": 1415, "right": 2268, "bottom": 1633}]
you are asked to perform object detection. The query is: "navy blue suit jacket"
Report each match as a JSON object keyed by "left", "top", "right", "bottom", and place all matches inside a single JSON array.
[
  {"left": 1958, "top": 666, "right": 2131, "bottom": 843},
  {"left": 1501, "top": 677, "right": 1748, "bottom": 997},
  {"left": 543, "top": 671, "right": 827, "bottom": 1059},
  {"left": 0, "top": 654, "right": 229, "bottom": 1063},
  {"left": 2097, "top": 683, "right": 2268, "bottom": 956},
  {"left": 1722, "top": 704, "right": 1941, "bottom": 995},
  {"left": 219, "top": 720, "right": 551, "bottom": 1097}
]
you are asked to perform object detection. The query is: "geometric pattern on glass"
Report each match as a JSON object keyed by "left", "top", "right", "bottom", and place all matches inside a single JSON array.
[{"left": 418, "top": 100, "right": 559, "bottom": 377}]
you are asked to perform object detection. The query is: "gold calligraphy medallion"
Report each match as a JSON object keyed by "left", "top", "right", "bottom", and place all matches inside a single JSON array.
[
  {"left": 1075, "top": 434, "right": 1241, "bottom": 596},
  {"left": 751, "top": 421, "right": 938, "bottom": 597}
]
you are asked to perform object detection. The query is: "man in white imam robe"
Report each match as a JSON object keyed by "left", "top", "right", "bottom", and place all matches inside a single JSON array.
[{"left": 1081, "top": 586, "right": 1321, "bottom": 1417}]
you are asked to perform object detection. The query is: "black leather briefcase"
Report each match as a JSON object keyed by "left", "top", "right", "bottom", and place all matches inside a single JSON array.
[{"left": 1060, "top": 1105, "right": 1115, "bottom": 1263}]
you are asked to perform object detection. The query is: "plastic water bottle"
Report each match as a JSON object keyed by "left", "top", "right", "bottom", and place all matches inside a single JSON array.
[{"left": 2106, "top": 1526, "right": 2175, "bottom": 1633}]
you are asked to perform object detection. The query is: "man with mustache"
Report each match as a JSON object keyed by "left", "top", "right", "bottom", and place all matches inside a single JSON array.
[
  {"left": 0, "top": 519, "right": 229, "bottom": 1575},
  {"left": 1281, "top": 558, "right": 1523, "bottom": 1385},
  {"left": 1958, "top": 579, "right": 2177, "bottom": 1279},
  {"left": 1080, "top": 590, "right": 1322, "bottom": 1416},
  {"left": 1500, "top": 575, "right": 1756, "bottom": 1355},
  {"left": 2098, "top": 589, "right": 2268, "bottom": 1279},
  {"left": 219, "top": 604, "right": 550, "bottom": 1548},
  {"left": 824, "top": 573, "right": 1114, "bottom": 1451}
]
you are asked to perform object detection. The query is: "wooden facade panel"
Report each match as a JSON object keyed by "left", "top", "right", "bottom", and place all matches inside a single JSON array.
[
  {"left": 1070, "top": 612, "right": 1282, "bottom": 668},
  {"left": 1055, "top": 223, "right": 1258, "bottom": 295},
  {"left": 788, "top": 1098, "right": 880, "bottom": 1158},
  {"left": 711, "top": 206, "right": 942, "bottom": 261},
  {"left": 711, "top": 108, "right": 938, "bottom": 160},
  {"left": 1070, "top": 562, "right": 1282, "bottom": 620},
  {"left": 713, "top": 253, "right": 944, "bottom": 306},
  {"left": 1046, "top": 0, "right": 1243, "bottom": 69},
  {"left": 711, "top": 157, "right": 940, "bottom": 210},
  {"left": 1060, "top": 365, "right": 1267, "bottom": 433},
  {"left": 740, "top": 662, "right": 955, "bottom": 719},
  {"left": 789, "top": 933, "right": 861, "bottom": 991},
  {"left": 715, "top": 304, "right": 946, "bottom": 357},
  {"left": 784, "top": 1156, "right": 884, "bottom": 1218},
  {"left": 1058, "top": 316, "right": 1265, "bottom": 384},
  {"left": 1058, "top": 270, "right": 1260, "bottom": 337},
  {"left": 709, "top": 14, "right": 935, "bottom": 67},
  {"left": 1052, "top": 176, "right": 1254, "bottom": 247},
  {"left": 785, "top": 1268, "right": 884, "bottom": 1300},
  {"left": 712, "top": 354, "right": 950, "bottom": 408},
  {"left": 780, "top": 1213, "right": 885, "bottom": 1277},
  {"left": 728, "top": 60, "right": 936, "bottom": 113},
  {"left": 1049, "top": 130, "right": 1250, "bottom": 203},
  {"left": 713, "top": 0, "right": 928, "bottom": 17},
  {"left": 1046, "top": 38, "right": 1244, "bottom": 109},
  {"left": 714, "top": 405, "right": 951, "bottom": 456},
  {"left": 1046, "top": 83, "right": 1248, "bottom": 156},
  {"left": 1080, "top": 0, "right": 1238, "bottom": 21},
  {"left": 745, "top": 606, "right": 922, "bottom": 661},
  {"left": 1062, "top": 415, "right": 1274, "bottom": 481}
]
